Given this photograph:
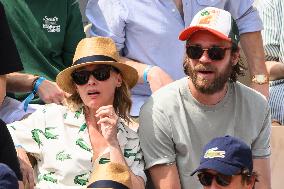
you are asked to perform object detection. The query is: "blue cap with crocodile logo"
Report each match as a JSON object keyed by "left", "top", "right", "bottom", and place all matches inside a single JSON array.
[{"left": 191, "top": 135, "right": 253, "bottom": 176}]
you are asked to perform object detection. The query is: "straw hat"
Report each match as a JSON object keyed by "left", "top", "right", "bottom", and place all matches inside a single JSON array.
[
  {"left": 87, "top": 162, "right": 132, "bottom": 189},
  {"left": 56, "top": 37, "right": 138, "bottom": 94}
]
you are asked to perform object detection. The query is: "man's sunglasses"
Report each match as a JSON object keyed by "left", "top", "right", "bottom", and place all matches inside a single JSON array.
[
  {"left": 197, "top": 172, "right": 233, "bottom": 187},
  {"left": 71, "top": 65, "right": 119, "bottom": 85},
  {"left": 186, "top": 45, "right": 231, "bottom": 61}
]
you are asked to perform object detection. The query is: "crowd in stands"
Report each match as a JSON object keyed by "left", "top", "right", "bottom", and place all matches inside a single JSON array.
[{"left": 0, "top": 0, "right": 282, "bottom": 188}]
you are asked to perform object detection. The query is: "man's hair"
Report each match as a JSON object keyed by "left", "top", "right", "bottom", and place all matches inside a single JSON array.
[
  {"left": 183, "top": 42, "right": 247, "bottom": 82},
  {"left": 241, "top": 169, "right": 259, "bottom": 189}
]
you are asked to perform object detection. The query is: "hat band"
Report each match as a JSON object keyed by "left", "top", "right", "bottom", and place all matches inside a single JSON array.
[
  {"left": 74, "top": 55, "right": 116, "bottom": 65},
  {"left": 87, "top": 180, "right": 129, "bottom": 189}
]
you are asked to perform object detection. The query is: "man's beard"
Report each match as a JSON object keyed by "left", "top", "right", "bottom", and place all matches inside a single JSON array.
[{"left": 187, "top": 61, "right": 233, "bottom": 94}]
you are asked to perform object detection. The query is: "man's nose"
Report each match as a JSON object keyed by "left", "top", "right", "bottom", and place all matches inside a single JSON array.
[
  {"left": 199, "top": 50, "right": 212, "bottom": 63},
  {"left": 207, "top": 179, "right": 221, "bottom": 189}
]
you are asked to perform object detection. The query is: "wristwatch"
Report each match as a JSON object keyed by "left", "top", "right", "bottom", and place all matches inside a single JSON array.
[{"left": 251, "top": 75, "right": 269, "bottom": 85}]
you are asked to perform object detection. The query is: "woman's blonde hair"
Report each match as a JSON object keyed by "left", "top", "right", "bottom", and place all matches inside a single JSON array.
[{"left": 64, "top": 74, "right": 132, "bottom": 123}]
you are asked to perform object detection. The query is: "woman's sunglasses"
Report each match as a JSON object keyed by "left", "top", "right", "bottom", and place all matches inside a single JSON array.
[
  {"left": 71, "top": 65, "right": 118, "bottom": 85},
  {"left": 186, "top": 45, "right": 231, "bottom": 61},
  {"left": 197, "top": 172, "right": 233, "bottom": 187}
]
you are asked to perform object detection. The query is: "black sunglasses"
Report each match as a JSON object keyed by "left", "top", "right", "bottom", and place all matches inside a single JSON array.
[
  {"left": 71, "top": 65, "right": 118, "bottom": 85},
  {"left": 197, "top": 172, "right": 233, "bottom": 187},
  {"left": 186, "top": 45, "right": 231, "bottom": 61}
]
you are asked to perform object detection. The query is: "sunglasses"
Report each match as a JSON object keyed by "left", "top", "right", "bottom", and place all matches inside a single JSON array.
[
  {"left": 71, "top": 65, "right": 118, "bottom": 85},
  {"left": 197, "top": 172, "right": 233, "bottom": 187},
  {"left": 186, "top": 45, "right": 231, "bottom": 61}
]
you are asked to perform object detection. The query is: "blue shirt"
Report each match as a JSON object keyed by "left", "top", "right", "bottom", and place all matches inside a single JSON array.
[{"left": 86, "top": 0, "right": 263, "bottom": 116}]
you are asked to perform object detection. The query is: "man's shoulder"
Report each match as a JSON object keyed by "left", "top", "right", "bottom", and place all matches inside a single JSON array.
[
  {"left": 234, "top": 82, "right": 268, "bottom": 108},
  {"left": 235, "top": 82, "right": 266, "bottom": 99}
]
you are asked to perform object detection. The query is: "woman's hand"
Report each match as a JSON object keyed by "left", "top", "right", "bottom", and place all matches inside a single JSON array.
[{"left": 95, "top": 105, "right": 119, "bottom": 146}]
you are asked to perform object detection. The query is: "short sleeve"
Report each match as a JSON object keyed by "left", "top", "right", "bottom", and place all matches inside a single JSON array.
[
  {"left": 86, "top": 0, "right": 128, "bottom": 52},
  {"left": 224, "top": 0, "right": 263, "bottom": 34},
  {"left": 139, "top": 99, "right": 176, "bottom": 169},
  {"left": 7, "top": 108, "right": 47, "bottom": 158},
  {"left": 251, "top": 104, "right": 271, "bottom": 158}
]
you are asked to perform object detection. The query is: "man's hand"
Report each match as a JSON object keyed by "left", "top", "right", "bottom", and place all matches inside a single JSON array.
[
  {"left": 16, "top": 147, "right": 35, "bottom": 189},
  {"left": 38, "top": 80, "right": 70, "bottom": 104},
  {"left": 147, "top": 66, "right": 174, "bottom": 93}
]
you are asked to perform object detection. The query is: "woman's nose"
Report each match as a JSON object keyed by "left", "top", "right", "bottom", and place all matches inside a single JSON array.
[{"left": 87, "top": 74, "right": 98, "bottom": 85}]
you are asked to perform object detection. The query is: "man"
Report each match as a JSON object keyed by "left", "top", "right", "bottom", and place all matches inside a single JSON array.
[
  {"left": 256, "top": 0, "right": 284, "bottom": 125},
  {"left": 192, "top": 135, "right": 258, "bottom": 189},
  {"left": 139, "top": 7, "right": 271, "bottom": 189},
  {"left": 86, "top": 0, "right": 268, "bottom": 117}
]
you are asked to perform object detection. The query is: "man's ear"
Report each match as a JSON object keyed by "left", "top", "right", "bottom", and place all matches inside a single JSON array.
[
  {"left": 231, "top": 48, "right": 240, "bottom": 66},
  {"left": 245, "top": 175, "right": 256, "bottom": 188}
]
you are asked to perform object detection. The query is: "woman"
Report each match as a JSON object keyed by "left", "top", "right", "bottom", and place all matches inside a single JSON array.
[{"left": 7, "top": 37, "right": 145, "bottom": 189}]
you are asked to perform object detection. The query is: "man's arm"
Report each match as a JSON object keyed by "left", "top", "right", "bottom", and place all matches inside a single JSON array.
[
  {"left": 240, "top": 32, "right": 269, "bottom": 97},
  {"left": 120, "top": 57, "right": 174, "bottom": 92},
  {"left": 253, "top": 158, "right": 271, "bottom": 189},
  {"left": 6, "top": 72, "right": 68, "bottom": 104},
  {"left": 265, "top": 61, "right": 284, "bottom": 81},
  {"left": 149, "top": 164, "right": 181, "bottom": 189}
]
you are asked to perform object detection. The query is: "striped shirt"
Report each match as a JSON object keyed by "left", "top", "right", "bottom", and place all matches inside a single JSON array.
[{"left": 256, "top": 0, "right": 284, "bottom": 125}]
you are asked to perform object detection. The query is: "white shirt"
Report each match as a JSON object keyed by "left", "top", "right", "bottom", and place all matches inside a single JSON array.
[{"left": 7, "top": 103, "right": 146, "bottom": 189}]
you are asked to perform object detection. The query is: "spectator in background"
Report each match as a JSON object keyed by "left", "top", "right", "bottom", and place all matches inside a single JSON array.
[
  {"left": 256, "top": 0, "right": 284, "bottom": 125},
  {"left": 139, "top": 7, "right": 271, "bottom": 189},
  {"left": 0, "top": 0, "right": 85, "bottom": 123},
  {"left": 192, "top": 136, "right": 258, "bottom": 189},
  {"left": 86, "top": 0, "right": 268, "bottom": 117}
]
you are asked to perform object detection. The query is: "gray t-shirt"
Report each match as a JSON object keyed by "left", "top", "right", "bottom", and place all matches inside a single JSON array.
[{"left": 139, "top": 77, "right": 271, "bottom": 189}]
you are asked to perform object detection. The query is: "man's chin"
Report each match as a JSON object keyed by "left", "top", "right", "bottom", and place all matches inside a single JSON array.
[{"left": 195, "top": 82, "right": 226, "bottom": 95}]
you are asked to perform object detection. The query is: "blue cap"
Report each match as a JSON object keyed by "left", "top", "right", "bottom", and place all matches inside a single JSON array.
[
  {"left": 0, "top": 163, "right": 19, "bottom": 189},
  {"left": 191, "top": 135, "right": 253, "bottom": 176}
]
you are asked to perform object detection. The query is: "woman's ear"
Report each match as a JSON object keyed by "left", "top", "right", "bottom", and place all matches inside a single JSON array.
[{"left": 116, "top": 74, "right": 122, "bottom": 87}]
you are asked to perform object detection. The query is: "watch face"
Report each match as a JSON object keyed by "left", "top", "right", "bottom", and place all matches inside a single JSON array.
[
  {"left": 252, "top": 75, "right": 268, "bottom": 84},
  {"left": 256, "top": 75, "right": 266, "bottom": 82}
]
